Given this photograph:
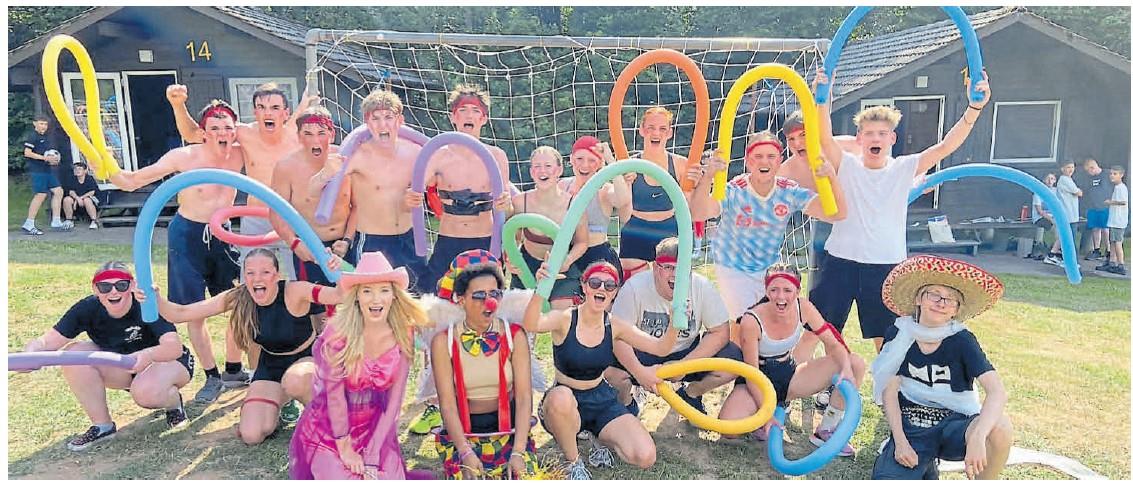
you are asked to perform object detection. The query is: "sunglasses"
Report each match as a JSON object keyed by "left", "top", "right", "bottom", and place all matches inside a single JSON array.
[
  {"left": 469, "top": 289, "right": 504, "bottom": 301},
  {"left": 95, "top": 280, "right": 131, "bottom": 294},
  {"left": 585, "top": 278, "right": 619, "bottom": 291}
]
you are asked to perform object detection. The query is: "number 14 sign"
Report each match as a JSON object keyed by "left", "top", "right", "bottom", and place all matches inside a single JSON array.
[{"left": 186, "top": 40, "right": 212, "bottom": 62}]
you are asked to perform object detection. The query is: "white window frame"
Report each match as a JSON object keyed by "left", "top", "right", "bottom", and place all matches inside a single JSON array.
[
  {"left": 989, "top": 100, "right": 1061, "bottom": 165},
  {"left": 62, "top": 72, "right": 132, "bottom": 190},
  {"left": 227, "top": 77, "right": 298, "bottom": 123}
]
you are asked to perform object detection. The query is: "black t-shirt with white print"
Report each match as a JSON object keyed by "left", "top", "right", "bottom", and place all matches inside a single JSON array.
[
  {"left": 882, "top": 325, "right": 995, "bottom": 394},
  {"left": 53, "top": 295, "right": 179, "bottom": 355}
]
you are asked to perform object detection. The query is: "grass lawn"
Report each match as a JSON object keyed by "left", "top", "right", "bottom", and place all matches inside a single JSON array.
[{"left": 6, "top": 238, "right": 1130, "bottom": 479}]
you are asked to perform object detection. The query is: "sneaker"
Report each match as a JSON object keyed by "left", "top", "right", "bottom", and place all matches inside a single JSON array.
[
  {"left": 809, "top": 429, "right": 856, "bottom": 457},
  {"left": 566, "top": 459, "right": 592, "bottom": 480},
  {"left": 577, "top": 430, "right": 593, "bottom": 440},
  {"left": 1107, "top": 264, "right": 1127, "bottom": 276},
  {"left": 280, "top": 399, "right": 303, "bottom": 424},
  {"left": 221, "top": 368, "right": 252, "bottom": 388},
  {"left": 814, "top": 386, "right": 832, "bottom": 412},
  {"left": 67, "top": 424, "right": 117, "bottom": 451},
  {"left": 409, "top": 404, "right": 441, "bottom": 434},
  {"left": 675, "top": 386, "right": 705, "bottom": 415},
  {"left": 21, "top": 225, "right": 44, "bottom": 236},
  {"left": 165, "top": 396, "right": 188, "bottom": 429},
  {"left": 89, "top": 220, "right": 99, "bottom": 230},
  {"left": 1085, "top": 249, "right": 1103, "bottom": 261},
  {"left": 193, "top": 374, "right": 225, "bottom": 404},
  {"left": 1096, "top": 261, "right": 1114, "bottom": 271},
  {"left": 588, "top": 441, "right": 614, "bottom": 468}
]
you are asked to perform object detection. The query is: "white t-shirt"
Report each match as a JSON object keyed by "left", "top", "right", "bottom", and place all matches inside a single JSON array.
[
  {"left": 609, "top": 270, "right": 730, "bottom": 353},
  {"left": 825, "top": 151, "right": 921, "bottom": 264},
  {"left": 1108, "top": 183, "right": 1129, "bottom": 229},
  {"left": 1056, "top": 175, "right": 1081, "bottom": 220}
]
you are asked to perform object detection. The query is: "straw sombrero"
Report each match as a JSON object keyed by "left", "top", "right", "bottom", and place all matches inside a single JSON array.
[{"left": 882, "top": 255, "right": 1004, "bottom": 321}]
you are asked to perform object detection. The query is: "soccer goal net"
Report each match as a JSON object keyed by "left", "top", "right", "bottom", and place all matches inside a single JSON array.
[{"left": 306, "top": 30, "right": 827, "bottom": 272}]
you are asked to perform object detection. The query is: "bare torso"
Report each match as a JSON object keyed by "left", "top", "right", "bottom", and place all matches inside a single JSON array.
[
  {"left": 431, "top": 144, "right": 510, "bottom": 238},
  {"left": 350, "top": 139, "right": 421, "bottom": 236},
  {"left": 237, "top": 123, "right": 302, "bottom": 207},
  {"left": 172, "top": 145, "right": 245, "bottom": 223},
  {"left": 276, "top": 150, "right": 351, "bottom": 241},
  {"left": 515, "top": 188, "right": 572, "bottom": 259}
]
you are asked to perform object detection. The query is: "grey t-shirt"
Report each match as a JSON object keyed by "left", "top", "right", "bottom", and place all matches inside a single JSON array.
[{"left": 610, "top": 270, "right": 730, "bottom": 353}]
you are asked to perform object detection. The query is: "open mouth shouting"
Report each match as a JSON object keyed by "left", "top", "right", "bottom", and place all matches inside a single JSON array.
[
  {"left": 105, "top": 293, "right": 127, "bottom": 308},
  {"left": 774, "top": 299, "right": 789, "bottom": 313},
  {"left": 869, "top": 146, "right": 882, "bottom": 155},
  {"left": 462, "top": 122, "right": 475, "bottom": 131},
  {"left": 310, "top": 146, "right": 324, "bottom": 157},
  {"left": 592, "top": 292, "right": 609, "bottom": 304},
  {"left": 649, "top": 137, "right": 663, "bottom": 148},
  {"left": 378, "top": 131, "right": 391, "bottom": 142},
  {"left": 367, "top": 303, "right": 387, "bottom": 319},
  {"left": 263, "top": 119, "right": 276, "bottom": 131},
  {"left": 249, "top": 283, "right": 270, "bottom": 302}
]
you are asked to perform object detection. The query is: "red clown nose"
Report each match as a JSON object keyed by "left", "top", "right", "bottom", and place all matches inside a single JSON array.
[{"left": 484, "top": 297, "right": 499, "bottom": 312}]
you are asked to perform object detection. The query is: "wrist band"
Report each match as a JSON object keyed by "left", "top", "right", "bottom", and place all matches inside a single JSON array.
[
  {"left": 459, "top": 448, "right": 475, "bottom": 461},
  {"left": 290, "top": 239, "right": 301, "bottom": 250},
  {"left": 311, "top": 285, "right": 323, "bottom": 304},
  {"left": 968, "top": 104, "right": 982, "bottom": 111}
]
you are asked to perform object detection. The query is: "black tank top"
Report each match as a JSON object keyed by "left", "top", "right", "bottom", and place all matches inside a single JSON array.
[
  {"left": 253, "top": 281, "right": 316, "bottom": 354},
  {"left": 553, "top": 309, "right": 615, "bottom": 381}
]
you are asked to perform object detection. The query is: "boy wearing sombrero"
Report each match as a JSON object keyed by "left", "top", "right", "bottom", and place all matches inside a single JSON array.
[{"left": 871, "top": 255, "right": 1013, "bottom": 480}]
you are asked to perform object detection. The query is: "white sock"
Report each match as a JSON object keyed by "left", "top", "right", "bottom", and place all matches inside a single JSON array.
[
  {"left": 23, "top": 219, "right": 34, "bottom": 228},
  {"left": 51, "top": 216, "right": 62, "bottom": 225},
  {"left": 818, "top": 406, "right": 844, "bottom": 432}
]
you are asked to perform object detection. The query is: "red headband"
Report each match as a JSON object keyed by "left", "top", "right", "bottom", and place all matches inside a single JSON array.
[
  {"left": 745, "top": 140, "right": 784, "bottom": 157},
  {"left": 198, "top": 104, "right": 237, "bottom": 130},
  {"left": 764, "top": 272, "right": 800, "bottom": 289},
  {"left": 582, "top": 264, "right": 621, "bottom": 284},
  {"left": 572, "top": 135, "right": 603, "bottom": 160},
  {"left": 299, "top": 115, "right": 335, "bottom": 132},
  {"left": 451, "top": 94, "right": 488, "bottom": 114},
  {"left": 654, "top": 255, "right": 678, "bottom": 265},
  {"left": 93, "top": 269, "right": 134, "bottom": 284}
]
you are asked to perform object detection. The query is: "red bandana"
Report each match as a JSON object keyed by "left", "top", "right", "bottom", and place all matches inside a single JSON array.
[
  {"left": 299, "top": 115, "right": 335, "bottom": 132},
  {"left": 764, "top": 272, "right": 800, "bottom": 289},
  {"left": 745, "top": 140, "right": 783, "bottom": 157},
  {"left": 450, "top": 94, "right": 488, "bottom": 114},
  {"left": 198, "top": 103, "right": 237, "bottom": 130},
  {"left": 582, "top": 263, "right": 621, "bottom": 284}
]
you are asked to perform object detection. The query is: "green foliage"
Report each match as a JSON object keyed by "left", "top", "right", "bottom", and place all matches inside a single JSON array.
[{"left": 8, "top": 92, "right": 34, "bottom": 172}]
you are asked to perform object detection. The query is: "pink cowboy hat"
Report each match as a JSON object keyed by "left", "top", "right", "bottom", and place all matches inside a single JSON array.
[{"left": 339, "top": 252, "right": 409, "bottom": 291}]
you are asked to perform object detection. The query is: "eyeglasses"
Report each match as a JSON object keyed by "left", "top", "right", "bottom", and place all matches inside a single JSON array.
[
  {"left": 655, "top": 263, "right": 677, "bottom": 272},
  {"left": 922, "top": 291, "right": 961, "bottom": 308},
  {"left": 586, "top": 278, "right": 619, "bottom": 291},
  {"left": 95, "top": 280, "right": 131, "bottom": 294},
  {"left": 469, "top": 289, "right": 504, "bottom": 301}
]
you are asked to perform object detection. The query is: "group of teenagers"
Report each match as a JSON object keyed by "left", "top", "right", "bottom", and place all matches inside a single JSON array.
[{"left": 22, "top": 65, "right": 1021, "bottom": 480}]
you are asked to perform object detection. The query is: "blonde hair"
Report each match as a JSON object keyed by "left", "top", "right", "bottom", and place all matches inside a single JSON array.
[
  {"left": 226, "top": 248, "right": 278, "bottom": 352},
  {"left": 448, "top": 84, "right": 491, "bottom": 111},
  {"left": 640, "top": 106, "right": 674, "bottom": 126},
  {"left": 530, "top": 146, "right": 563, "bottom": 166},
  {"left": 362, "top": 90, "right": 404, "bottom": 117},
  {"left": 322, "top": 282, "right": 429, "bottom": 384},
  {"left": 853, "top": 105, "right": 902, "bottom": 129}
]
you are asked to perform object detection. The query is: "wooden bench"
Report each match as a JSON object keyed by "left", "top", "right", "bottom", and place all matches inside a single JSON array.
[{"left": 907, "top": 239, "right": 981, "bottom": 256}]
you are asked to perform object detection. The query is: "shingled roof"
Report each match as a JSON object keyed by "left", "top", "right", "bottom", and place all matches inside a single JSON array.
[
  {"left": 8, "top": 6, "right": 435, "bottom": 89},
  {"left": 827, "top": 6, "right": 1130, "bottom": 109}
]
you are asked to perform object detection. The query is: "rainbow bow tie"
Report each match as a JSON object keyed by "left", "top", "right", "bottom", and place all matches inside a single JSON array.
[{"left": 460, "top": 330, "right": 501, "bottom": 357}]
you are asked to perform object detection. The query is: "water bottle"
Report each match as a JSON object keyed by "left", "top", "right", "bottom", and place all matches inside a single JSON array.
[{"left": 1020, "top": 204, "right": 1029, "bottom": 221}]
